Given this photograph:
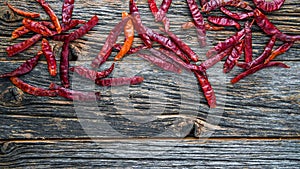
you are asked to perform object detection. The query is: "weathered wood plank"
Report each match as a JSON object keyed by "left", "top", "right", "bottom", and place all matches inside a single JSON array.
[
  {"left": 0, "top": 0, "right": 299, "bottom": 61},
  {"left": 0, "top": 139, "right": 299, "bottom": 168},
  {"left": 0, "top": 59, "right": 299, "bottom": 139}
]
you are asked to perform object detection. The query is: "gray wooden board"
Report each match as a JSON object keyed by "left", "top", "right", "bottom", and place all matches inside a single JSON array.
[{"left": 0, "top": 139, "right": 299, "bottom": 168}]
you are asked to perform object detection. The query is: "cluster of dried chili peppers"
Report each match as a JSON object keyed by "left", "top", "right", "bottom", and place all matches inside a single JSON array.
[{"left": 3, "top": 0, "right": 299, "bottom": 108}]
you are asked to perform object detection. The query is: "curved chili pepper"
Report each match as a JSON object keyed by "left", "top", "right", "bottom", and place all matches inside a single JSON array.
[
  {"left": 187, "top": 0, "right": 206, "bottom": 47},
  {"left": 223, "top": 41, "right": 244, "bottom": 73},
  {"left": 10, "top": 77, "right": 58, "bottom": 97},
  {"left": 220, "top": 7, "right": 254, "bottom": 20},
  {"left": 202, "top": 0, "right": 252, "bottom": 13},
  {"left": 91, "top": 17, "right": 130, "bottom": 68},
  {"left": 231, "top": 62, "right": 290, "bottom": 84},
  {"left": 244, "top": 21, "right": 253, "bottom": 63},
  {"left": 95, "top": 76, "right": 144, "bottom": 87},
  {"left": 6, "top": 2, "right": 40, "bottom": 18},
  {"left": 193, "top": 70, "right": 216, "bottom": 108},
  {"left": 0, "top": 51, "right": 42, "bottom": 78},
  {"left": 6, "top": 34, "right": 43, "bottom": 57},
  {"left": 22, "top": 18, "right": 54, "bottom": 36},
  {"left": 201, "top": 48, "right": 232, "bottom": 70},
  {"left": 137, "top": 53, "right": 182, "bottom": 74},
  {"left": 129, "top": 0, "right": 152, "bottom": 47},
  {"left": 67, "top": 15, "right": 99, "bottom": 42},
  {"left": 181, "top": 22, "right": 224, "bottom": 31},
  {"left": 264, "top": 42, "right": 294, "bottom": 64},
  {"left": 238, "top": 35, "right": 277, "bottom": 69},
  {"left": 208, "top": 16, "right": 241, "bottom": 29},
  {"left": 206, "top": 28, "right": 245, "bottom": 58},
  {"left": 42, "top": 38, "right": 57, "bottom": 77},
  {"left": 11, "top": 26, "right": 31, "bottom": 40},
  {"left": 114, "top": 12, "right": 134, "bottom": 61},
  {"left": 36, "top": 0, "right": 62, "bottom": 34},
  {"left": 155, "top": 0, "right": 172, "bottom": 22},
  {"left": 62, "top": 0, "right": 75, "bottom": 24},
  {"left": 253, "top": 0, "right": 285, "bottom": 12},
  {"left": 60, "top": 40, "right": 70, "bottom": 88},
  {"left": 70, "top": 63, "right": 115, "bottom": 81},
  {"left": 49, "top": 83, "right": 100, "bottom": 101},
  {"left": 164, "top": 30, "right": 199, "bottom": 62}
]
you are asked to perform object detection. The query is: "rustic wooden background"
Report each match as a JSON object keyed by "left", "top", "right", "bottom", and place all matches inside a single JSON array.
[{"left": 0, "top": 0, "right": 299, "bottom": 168}]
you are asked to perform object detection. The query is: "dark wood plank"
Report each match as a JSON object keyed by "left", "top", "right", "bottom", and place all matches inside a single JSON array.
[{"left": 0, "top": 139, "right": 299, "bottom": 168}]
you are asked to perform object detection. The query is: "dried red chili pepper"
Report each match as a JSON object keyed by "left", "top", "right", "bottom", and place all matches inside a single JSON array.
[
  {"left": 10, "top": 77, "right": 58, "bottom": 96},
  {"left": 187, "top": 0, "right": 206, "bottom": 47},
  {"left": 95, "top": 76, "right": 144, "bottom": 87},
  {"left": 60, "top": 40, "right": 70, "bottom": 88},
  {"left": 114, "top": 12, "right": 134, "bottom": 61},
  {"left": 155, "top": 0, "right": 172, "bottom": 22},
  {"left": 6, "top": 34, "right": 43, "bottom": 57},
  {"left": 208, "top": 16, "right": 241, "bottom": 29},
  {"left": 91, "top": 17, "right": 130, "bottom": 68},
  {"left": 67, "top": 15, "right": 99, "bottom": 41},
  {"left": 264, "top": 41, "right": 294, "bottom": 64},
  {"left": 223, "top": 41, "right": 244, "bottom": 73},
  {"left": 11, "top": 26, "right": 31, "bottom": 40},
  {"left": 114, "top": 44, "right": 148, "bottom": 55},
  {"left": 70, "top": 63, "right": 115, "bottom": 81},
  {"left": 22, "top": 18, "right": 54, "bottom": 36},
  {"left": 231, "top": 62, "right": 290, "bottom": 84},
  {"left": 220, "top": 7, "right": 254, "bottom": 20},
  {"left": 36, "top": 0, "right": 62, "bottom": 34},
  {"left": 41, "top": 38, "right": 57, "bottom": 77},
  {"left": 6, "top": 2, "right": 40, "bottom": 18},
  {"left": 244, "top": 21, "right": 253, "bottom": 63},
  {"left": 238, "top": 35, "right": 277, "bottom": 69},
  {"left": 61, "top": 19, "right": 86, "bottom": 32},
  {"left": 164, "top": 30, "right": 199, "bottom": 62},
  {"left": 0, "top": 51, "right": 43, "bottom": 78},
  {"left": 206, "top": 28, "right": 245, "bottom": 58},
  {"left": 49, "top": 83, "right": 100, "bottom": 101},
  {"left": 201, "top": 48, "right": 232, "bottom": 70},
  {"left": 40, "top": 21, "right": 56, "bottom": 30},
  {"left": 129, "top": 0, "right": 152, "bottom": 47},
  {"left": 202, "top": 0, "right": 252, "bottom": 13},
  {"left": 193, "top": 71, "right": 216, "bottom": 108},
  {"left": 62, "top": 0, "right": 75, "bottom": 24},
  {"left": 253, "top": 0, "right": 285, "bottom": 12},
  {"left": 181, "top": 22, "right": 224, "bottom": 31},
  {"left": 138, "top": 53, "right": 182, "bottom": 74},
  {"left": 148, "top": 0, "right": 170, "bottom": 31}
]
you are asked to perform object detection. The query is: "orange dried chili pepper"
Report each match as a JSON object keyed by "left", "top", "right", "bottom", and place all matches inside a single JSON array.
[
  {"left": 11, "top": 26, "right": 31, "bottom": 40},
  {"left": 22, "top": 18, "right": 54, "bottom": 36},
  {"left": 41, "top": 38, "right": 57, "bottom": 77},
  {"left": 264, "top": 42, "right": 294, "bottom": 64},
  {"left": 6, "top": 2, "right": 40, "bottom": 18},
  {"left": 114, "top": 12, "right": 134, "bottom": 61}
]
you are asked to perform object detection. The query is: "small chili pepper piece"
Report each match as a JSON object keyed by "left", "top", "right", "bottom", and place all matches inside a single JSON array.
[
  {"left": 62, "top": 0, "right": 74, "bottom": 24},
  {"left": 223, "top": 41, "right": 244, "bottom": 73},
  {"left": 49, "top": 83, "right": 100, "bottom": 101},
  {"left": 91, "top": 17, "right": 130, "bottom": 68},
  {"left": 60, "top": 40, "right": 70, "bottom": 88},
  {"left": 193, "top": 71, "right": 216, "bottom": 108},
  {"left": 22, "top": 18, "right": 54, "bottom": 36},
  {"left": 208, "top": 16, "right": 241, "bottom": 29},
  {"left": 164, "top": 30, "right": 199, "bottom": 62},
  {"left": 11, "top": 26, "right": 31, "bottom": 40},
  {"left": 6, "top": 34, "right": 43, "bottom": 57},
  {"left": 155, "top": 0, "right": 172, "bottom": 22},
  {"left": 114, "top": 44, "right": 148, "bottom": 55},
  {"left": 114, "top": 12, "right": 134, "bottom": 61},
  {"left": 36, "top": 0, "right": 62, "bottom": 34},
  {"left": 201, "top": 48, "right": 232, "bottom": 70},
  {"left": 220, "top": 7, "right": 254, "bottom": 20},
  {"left": 244, "top": 21, "right": 253, "bottom": 63},
  {"left": 10, "top": 77, "right": 58, "bottom": 97},
  {"left": 264, "top": 42, "right": 294, "bottom": 64},
  {"left": 70, "top": 63, "right": 115, "bottom": 81},
  {"left": 130, "top": 0, "right": 152, "bottom": 47},
  {"left": 238, "top": 35, "right": 277, "bottom": 69},
  {"left": 187, "top": 0, "right": 206, "bottom": 47},
  {"left": 253, "top": 0, "right": 285, "bottom": 12},
  {"left": 41, "top": 38, "right": 57, "bottom": 77},
  {"left": 95, "top": 76, "right": 144, "bottom": 87},
  {"left": 181, "top": 22, "right": 224, "bottom": 31},
  {"left": 206, "top": 28, "right": 245, "bottom": 58},
  {"left": 231, "top": 62, "right": 290, "bottom": 84},
  {"left": 6, "top": 2, "right": 40, "bottom": 18},
  {"left": 0, "top": 51, "right": 42, "bottom": 78}
]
